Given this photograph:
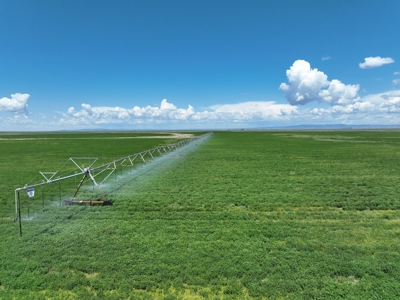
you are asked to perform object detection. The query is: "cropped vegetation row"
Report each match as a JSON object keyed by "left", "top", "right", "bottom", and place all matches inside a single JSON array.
[{"left": 0, "top": 131, "right": 399, "bottom": 299}]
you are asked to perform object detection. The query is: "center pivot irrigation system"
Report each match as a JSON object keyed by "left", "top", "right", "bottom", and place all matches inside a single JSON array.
[{"left": 14, "top": 132, "right": 213, "bottom": 236}]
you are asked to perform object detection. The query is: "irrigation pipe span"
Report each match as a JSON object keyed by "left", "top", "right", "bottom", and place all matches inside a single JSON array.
[{"left": 14, "top": 132, "right": 213, "bottom": 236}]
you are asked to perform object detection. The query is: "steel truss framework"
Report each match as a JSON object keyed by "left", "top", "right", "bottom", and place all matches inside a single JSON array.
[{"left": 14, "top": 132, "right": 213, "bottom": 236}]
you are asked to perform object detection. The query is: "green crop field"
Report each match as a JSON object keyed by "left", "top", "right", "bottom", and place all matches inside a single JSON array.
[{"left": 1, "top": 131, "right": 400, "bottom": 299}]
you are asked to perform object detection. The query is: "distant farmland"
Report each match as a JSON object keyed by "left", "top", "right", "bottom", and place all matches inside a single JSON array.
[{"left": 1, "top": 131, "right": 400, "bottom": 299}]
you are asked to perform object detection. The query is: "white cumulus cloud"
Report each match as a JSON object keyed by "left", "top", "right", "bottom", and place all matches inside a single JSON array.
[
  {"left": 63, "top": 99, "right": 196, "bottom": 125},
  {"left": 393, "top": 79, "right": 400, "bottom": 86},
  {"left": 379, "top": 94, "right": 400, "bottom": 113},
  {"left": 60, "top": 99, "right": 297, "bottom": 126},
  {"left": 0, "top": 93, "right": 30, "bottom": 114},
  {"left": 9, "top": 93, "right": 400, "bottom": 129},
  {"left": 359, "top": 56, "right": 395, "bottom": 69},
  {"left": 279, "top": 60, "right": 360, "bottom": 106},
  {"left": 210, "top": 101, "right": 297, "bottom": 119},
  {"left": 359, "top": 90, "right": 400, "bottom": 106}
]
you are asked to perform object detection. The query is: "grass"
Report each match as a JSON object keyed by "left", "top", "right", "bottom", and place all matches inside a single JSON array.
[
  {"left": 0, "top": 131, "right": 203, "bottom": 210},
  {"left": 1, "top": 131, "right": 400, "bottom": 299}
]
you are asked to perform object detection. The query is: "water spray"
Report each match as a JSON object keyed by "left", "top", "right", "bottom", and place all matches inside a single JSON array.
[{"left": 14, "top": 132, "right": 213, "bottom": 236}]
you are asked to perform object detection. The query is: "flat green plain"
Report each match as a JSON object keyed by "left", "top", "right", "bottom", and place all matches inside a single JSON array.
[{"left": 1, "top": 131, "right": 400, "bottom": 299}]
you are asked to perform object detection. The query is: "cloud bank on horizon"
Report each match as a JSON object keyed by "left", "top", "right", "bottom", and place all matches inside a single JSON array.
[
  {"left": 61, "top": 99, "right": 297, "bottom": 127},
  {"left": 1, "top": 58, "right": 400, "bottom": 130}
]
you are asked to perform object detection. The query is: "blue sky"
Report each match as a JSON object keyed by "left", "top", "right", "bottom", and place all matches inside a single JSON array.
[{"left": 1, "top": 0, "right": 399, "bottom": 130}]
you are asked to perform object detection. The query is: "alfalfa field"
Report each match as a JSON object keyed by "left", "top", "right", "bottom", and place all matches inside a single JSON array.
[{"left": 0, "top": 130, "right": 399, "bottom": 299}]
